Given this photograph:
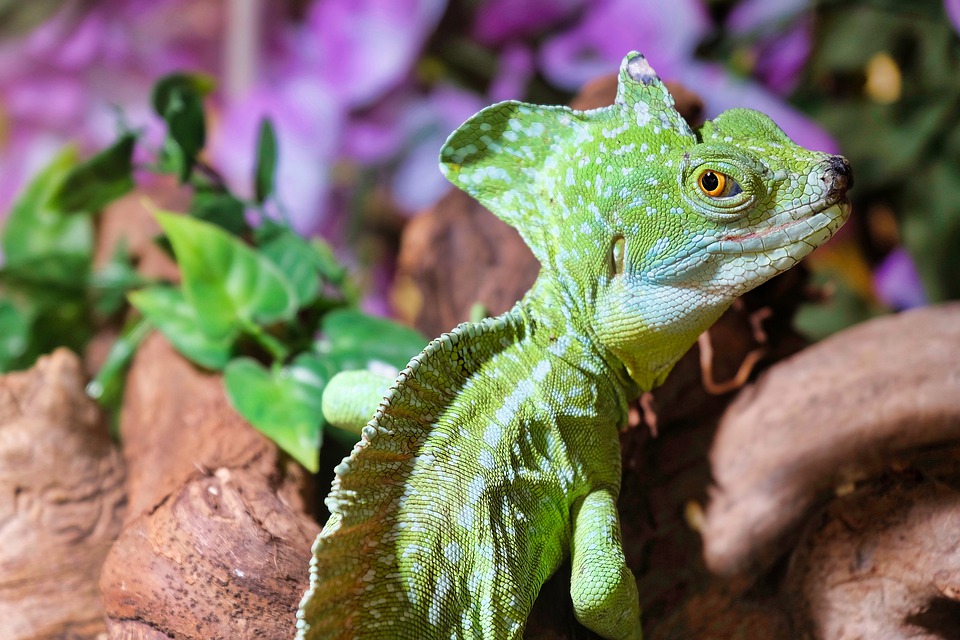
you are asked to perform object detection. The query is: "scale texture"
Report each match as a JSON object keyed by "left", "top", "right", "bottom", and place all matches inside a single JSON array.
[{"left": 297, "top": 51, "right": 852, "bottom": 640}]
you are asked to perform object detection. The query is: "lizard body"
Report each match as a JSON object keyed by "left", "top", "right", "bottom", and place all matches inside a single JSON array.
[{"left": 297, "top": 52, "right": 851, "bottom": 639}]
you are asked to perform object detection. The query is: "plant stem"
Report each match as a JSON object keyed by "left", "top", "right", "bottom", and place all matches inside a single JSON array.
[{"left": 241, "top": 317, "right": 290, "bottom": 362}]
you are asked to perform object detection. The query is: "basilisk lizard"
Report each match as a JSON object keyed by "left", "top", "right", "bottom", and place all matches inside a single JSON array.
[{"left": 296, "top": 51, "right": 852, "bottom": 639}]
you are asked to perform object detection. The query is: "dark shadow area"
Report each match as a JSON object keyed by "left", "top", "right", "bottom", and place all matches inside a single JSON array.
[{"left": 905, "top": 598, "right": 960, "bottom": 640}]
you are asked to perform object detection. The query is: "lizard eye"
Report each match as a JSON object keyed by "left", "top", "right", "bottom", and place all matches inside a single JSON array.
[{"left": 698, "top": 170, "right": 742, "bottom": 198}]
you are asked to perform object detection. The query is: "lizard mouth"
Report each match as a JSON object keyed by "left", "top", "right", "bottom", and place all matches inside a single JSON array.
[{"left": 713, "top": 200, "right": 851, "bottom": 255}]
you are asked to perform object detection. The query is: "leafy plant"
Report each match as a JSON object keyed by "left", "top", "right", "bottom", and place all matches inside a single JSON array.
[
  {"left": 0, "top": 72, "right": 426, "bottom": 472},
  {"left": 0, "top": 147, "right": 96, "bottom": 370}
]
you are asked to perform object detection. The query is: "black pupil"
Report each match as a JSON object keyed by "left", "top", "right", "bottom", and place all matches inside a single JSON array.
[{"left": 702, "top": 171, "right": 720, "bottom": 192}]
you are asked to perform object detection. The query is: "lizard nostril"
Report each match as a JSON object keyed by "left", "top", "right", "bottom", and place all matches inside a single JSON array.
[{"left": 824, "top": 155, "right": 853, "bottom": 200}]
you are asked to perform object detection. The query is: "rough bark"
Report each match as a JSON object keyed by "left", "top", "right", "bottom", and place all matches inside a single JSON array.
[
  {"left": 85, "top": 177, "right": 184, "bottom": 377},
  {"left": 99, "top": 333, "right": 319, "bottom": 639},
  {"left": 703, "top": 303, "right": 960, "bottom": 580},
  {"left": 91, "top": 176, "right": 185, "bottom": 282},
  {"left": 0, "top": 349, "right": 125, "bottom": 639},
  {"left": 787, "top": 474, "right": 960, "bottom": 639}
]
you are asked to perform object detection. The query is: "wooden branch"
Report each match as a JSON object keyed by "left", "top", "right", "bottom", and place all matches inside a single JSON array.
[
  {"left": 99, "top": 334, "right": 319, "bottom": 639},
  {"left": 703, "top": 303, "right": 960, "bottom": 580},
  {"left": 0, "top": 350, "right": 125, "bottom": 639}
]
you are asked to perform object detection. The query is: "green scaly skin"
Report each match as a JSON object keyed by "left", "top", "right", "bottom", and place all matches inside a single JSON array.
[{"left": 296, "top": 52, "right": 852, "bottom": 639}]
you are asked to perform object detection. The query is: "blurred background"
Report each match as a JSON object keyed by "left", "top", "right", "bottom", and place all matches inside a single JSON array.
[{"left": 0, "top": 0, "right": 957, "bottom": 335}]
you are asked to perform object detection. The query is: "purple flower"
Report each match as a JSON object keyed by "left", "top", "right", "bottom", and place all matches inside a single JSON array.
[
  {"left": 342, "top": 42, "right": 529, "bottom": 168},
  {"left": 534, "top": 0, "right": 835, "bottom": 154},
  {"left": 208, "top": 0, "right": 452, "bottom": 231},
  {"left": 538, "top": 0, "right": 710, "bottom": 90},
  {"left": 873, "top": 248, "right": 928, "bottom": 310},
  {"left": 947, "top": 0, "right": 960, "bottom": 34},
  {"left": 727, "top": 0, "right": 812, "bottom": 94},
  {"left": 340, "top": 91, "right": 417, "bottom": 165},
  {"left": 2, "top": 76, "right": 86, "bottom": 130},
  {"left": 388, "top": 85, "right": 485, "bottom": 213},
  {"left": 488, "top": 43, "right": 535, "bottom": 102},
  {"left": 0, "top": 0, "right": 226, "bottom": 216},
  {"left": 0, "top": 133, "right": 64, "bottom": 222},
  {"left": 210, "top": 75, "right": 344, "bottom": 236},
  {"left": 22, "top": 6, "right": 105, "bottom": 70},
  {"left": 473, "top": 0, "right": 585, "bottom": 45},
  {"left": 298, "top": 0, "right": 447, "bottom": 109}
]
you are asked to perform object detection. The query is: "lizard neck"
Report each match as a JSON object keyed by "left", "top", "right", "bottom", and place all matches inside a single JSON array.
[
  {"left": 524, "top": 269, "right": 733, "bottom": 394},
  {"left": 518, "top": 273, "right": 639, "bottom": 403}
]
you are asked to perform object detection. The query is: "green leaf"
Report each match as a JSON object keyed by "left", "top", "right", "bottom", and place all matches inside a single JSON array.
[
  {"left": 1, "top": 146, "right": 93, "bottom": 272},
  {"left": 128, "top": 285, "right": 234, "bottom": 370},
  {"left": 86, "top": 316, "right": 151, "bottom": 406},
  {"left": 903, "top": 161, "right": 960, "bottom": 301},
  {"left": 0, "top": 254, "right": 90, "bottom": 290},
  {"left": 794, "top": 277, "right": 881, "bottom": 340},
  {"left": 0, "top": 299, "right": 29, "bottom": 371},
  {"left": 190, "top": 190, "right": 250, "bottom": 236},
  {"left": 309, "top": 237, "right": 348, "bottom": 285},
  {"left": 224, "top": 353, "right": 333, "bottom": 471},
  {"left": 164, "top": 87, "right": 206, "bottom": 182},
  {"left": 49, "top": 133, "right": 136, "bottom": 213},
  {"left": 156, "top": 212, "right": 297, "bottom": 340},
  {"left": 317, "top": 309, "right": 426, "bottom": 372},
  {"left": 255, "top": 220, "right": 347, "bottom": 288},
  {"left": 151, "top": 72, "right": 215, "bottom": 117},
  {"left": 2, "top": 286, "right": 92, "bottom": 369},
  {"left": 254, "top": 118, "right": 278, "bottom": 203},
  {"left": 0, "top": 146, "right": 94, "bottom": 370},
  {"left": 151, "top": 73, "right": 212, "bottom": 183},
  {"left": 260, "top": 228, "right": 320, "bottom": 307},
  {"left": 91, "top": 239, "right": 148, "bottom": 316}
]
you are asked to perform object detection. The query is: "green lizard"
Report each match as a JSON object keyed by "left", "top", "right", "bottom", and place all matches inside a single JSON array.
[{"left": 296, "top": 51, "right": 852, "bottom": 639}]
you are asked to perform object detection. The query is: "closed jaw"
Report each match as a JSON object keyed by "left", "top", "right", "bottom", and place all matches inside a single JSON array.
[{"left": 711, "top": 201, "right": 850, "bottom": 255}]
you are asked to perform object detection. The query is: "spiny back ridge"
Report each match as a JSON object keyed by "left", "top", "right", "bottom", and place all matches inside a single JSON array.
[{"left": 297, "top": 307, "right": 527, "bottom": 639}]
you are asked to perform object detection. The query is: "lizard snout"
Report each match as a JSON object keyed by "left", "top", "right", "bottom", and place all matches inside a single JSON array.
[{"left": 823, "top": 155, "right": 853, "bottom": 203}]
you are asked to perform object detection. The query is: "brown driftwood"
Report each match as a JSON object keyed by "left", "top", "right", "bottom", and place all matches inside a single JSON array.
[
  {"left": 85, "top": 186, "right": 320, "bottom": 638},
  {"left": 787, "top": 474, "right": 960, "bottom": 639},
  {"left": 0, "top": 349, "right": 125, "bottom": 639},
  {"left": 395, "top": 187, "right": 540, "bottom": 338},
  {"left": 85, "top": 179, "right": 184, "bottom": 377},
  {"left": 92, "top": 176, "right": 185, "bottom": 283},
  {"left": 99, "top": 333, "right": 318, "bottom": 639},
  {"left": 640, "top": 304, "right": 960, "bottom": 639},
  {"left": 703, "top": 303, "right": 960, "bottom": 580}
]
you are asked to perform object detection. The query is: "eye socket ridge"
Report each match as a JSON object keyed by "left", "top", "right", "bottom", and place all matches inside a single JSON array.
[{"left": 697, "top": 169, "right": 742, "bottom": 199}]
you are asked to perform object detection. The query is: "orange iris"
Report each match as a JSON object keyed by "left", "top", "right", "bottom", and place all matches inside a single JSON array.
[{"left": 698, "top": 170, "right": 726, "bottom": 197}]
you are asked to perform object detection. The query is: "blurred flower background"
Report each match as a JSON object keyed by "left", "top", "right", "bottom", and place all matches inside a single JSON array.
[{"left": 0, "top": 0, "right": 958, "bottom": 333}]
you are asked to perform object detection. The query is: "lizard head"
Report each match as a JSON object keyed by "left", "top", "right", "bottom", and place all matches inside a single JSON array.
[
  {"left": 639, "top": 106, "right": 852, "bottom": 296},
  {"left": 440, "top": 52, "right": 852, "bottom": 389}
]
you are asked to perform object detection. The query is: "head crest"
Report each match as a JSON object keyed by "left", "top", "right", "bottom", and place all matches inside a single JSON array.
[
  {"left": 615, "top": 52, "right": 694, "bottom": 138},
  {"left": 439, "top": 52, "right": 694, "bottom": 264}
]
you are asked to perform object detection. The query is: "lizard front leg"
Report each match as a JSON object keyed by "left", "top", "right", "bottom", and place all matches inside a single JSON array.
[
  {"left": 570, "top": 487, "right": 643, "bottom": 640},
  {"left": 321, "top": 370, "right": 395, "bottom": 435}
]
